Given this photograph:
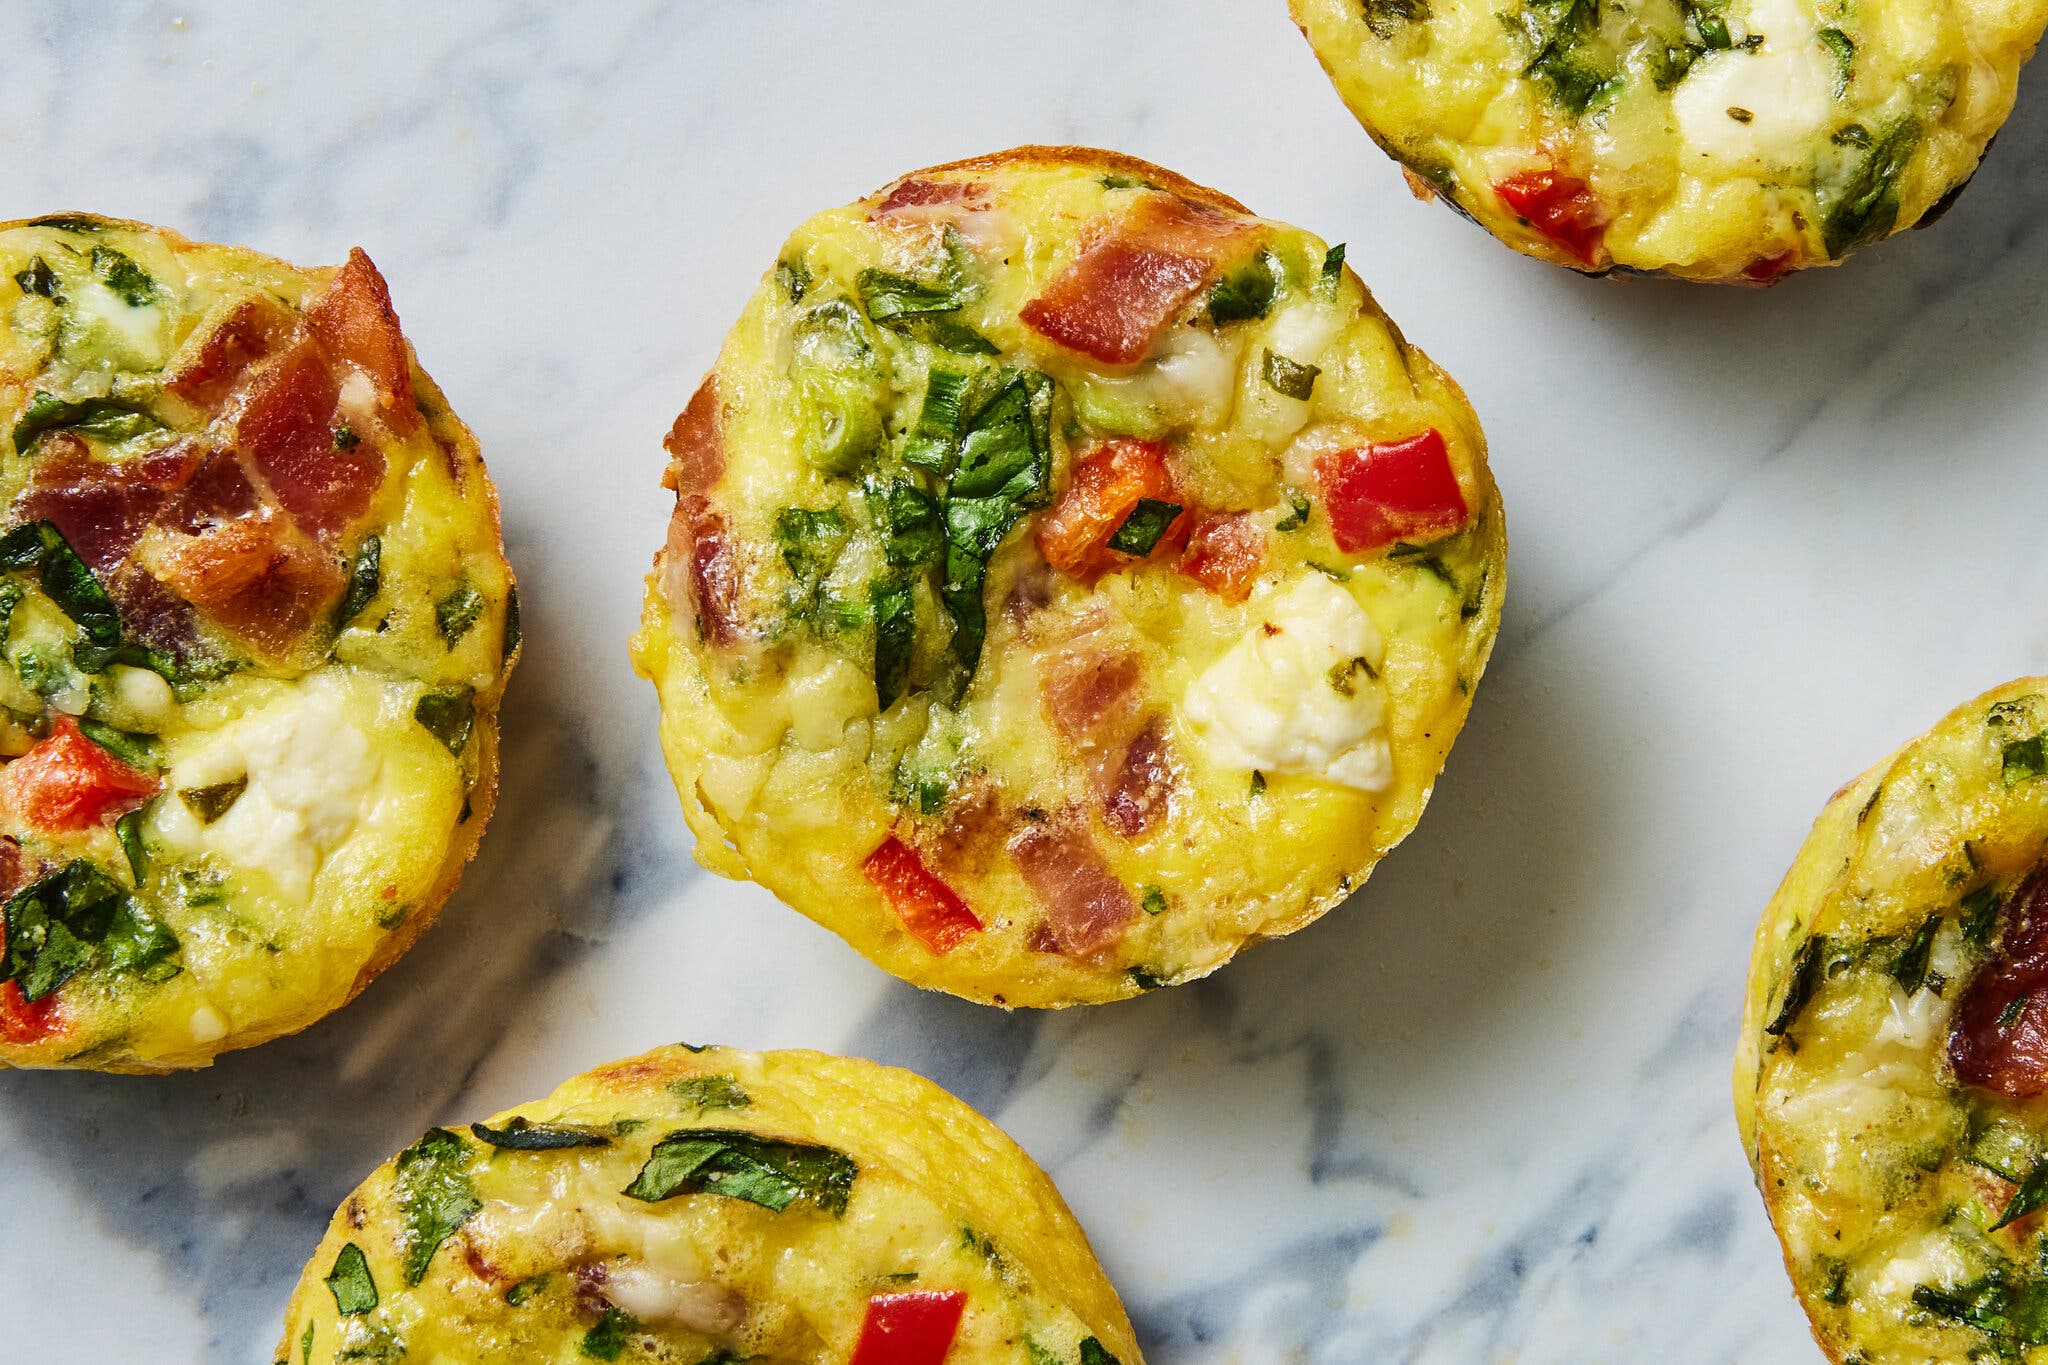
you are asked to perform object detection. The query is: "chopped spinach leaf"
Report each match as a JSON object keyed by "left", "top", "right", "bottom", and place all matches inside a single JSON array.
[
  {"left": 672, "top": 1074, "right": 750, "bottom": 1111},
  {"left": 2005, "top": 735, "right": 2047, "bottom": 787},
  {"left": 0, "top": 521, "right": 122, "bottom": 644},
  {"left": 1912, "top": 1270, "right": 2048, "bottom": 1344},
  {"left": 301, "top": 1320, "right": 314, "bottom": 1365},
  {"left": 1823, "top": 117, "right": 1920, "bottom": 259},
  {"left": 393, "top": 1127, "right": 481, "bottom": 1286},
  {"left": 471, "top": 1116, "right": 611, "bottom": 1150},
  {"left": 1765, "top": 934, "right": 1826, "bottom": 1037},
  {"left": 1275, "top": 488, "right": 1313, "bottom": 532},
  {"left": 1107, "top": 498, "right": 1182, "bottom": 556},
  {"left": 504, "top": 1274, "right": 547, "bottom": 1306},
  {"left": 1317, "top": 243, "right": 1346, "bottom": 301},
  {"left": 11, "top": 392, "right": 160, "bottom": 453},
  {"left": 13, "top": 257, "right": 58, "bottom": 299},
  {"left": 1362, "top": 0, "right": 1431, "bottom": 37},
  {"left": 623, "top": 1127, "right": 857, "bottom": 1215},
  {"left": 338, "top": 536, "right": 381, "bottom": 626},
  {"left": 1890, "top": 913, "right": 1940, "bottom": 996},
  {"left": 871, "top": 573, "right": 917, "bottom": 710},
  {"left": 1206, "top": 250, "right": 1284, "bottom": 324},
  {"left": 332, "top": 424, "right": 360, "bottom": 451},
  {"left": 435, "top": 581, "right": 485, "bottom": 646},
  {"left": 324, "top": 1242, "right": 379, "bottom": 1316},
  {"left": 1141, "top": 885, "right": 1168, "bottom": 916},
  {"left": 1249, "top": 770, "right": 1267, "bottom": 799},
  {"left": 1080, "top": 1338, "right": 1123, "bottom": 1365},
  {"left": 1128, "top": 966, "right": 1167, "bottom": 991},
  {"left": 941, "top": 369, "right": 1052, "bottom": 676},
  {"left": 1262, "top": 349, "right": 1320, "bottom": 401},
  {"left": 89, "top": 246, "right": 157, "bottom": 307},
  {"left": 1997, "top": 1158, "right": 2048, "bottom": 1230},
  {"left": 1648, "top": 42, "right": 1700, "bottom": 90},
  {"left": 1964, "top": 884, "right": 2005, "bottom": 949},
  {"left": 1967, "top": 1114, "right": 2039, "bottom": 1184},
  {"left": 1818, "top": 27, "right": 1853, "bottom": 94},
  {"left": 857, "top": 228, "right": 979, "bottom": 323},
  {"left": 774, "top": 258, "right": 812, "bottom": 303},
  {"left": 3, "top": 859, "right": 175, "bottom": 1001},
  {"left": 1517, "top": 0, "right": 1615, "bottom": 115},
  {"left": 78, "top": 717, "right": 159, "bottom": 770},
  {"left": 904, "top": 366, "right": 972, "bottom": 476},
  {"left": 414, "top": 687, "right": 476, "bottom": 755},
  {"left": 0, "top": 579, "right": 22, "bottom": 647},
  {"left": 869, "top": 479, "right": 943, "bottom": 568},
  {"left": 115, "top": 808, "right": 148, "bottom": 883},
  {"left": 774, "top": 506, "right": 850, "bottom": 584},
  {"left": 1100, "top": 173, "right": 1154, "bottom": 191},
  {"left": 579, "top": 1308, "right": 635, "bottom": 1361}
]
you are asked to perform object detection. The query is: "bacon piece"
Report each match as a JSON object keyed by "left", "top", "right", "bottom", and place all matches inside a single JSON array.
[
  {"left": 863, "top": 836, "right": 983, "bottom": 954},
  {"left": 305, "top": 247, "right": 418, "bottom": 428},
  {"left": 1035, "top": 439, "right": 1187, "bottom": 580},
  {"left": 1494, "top": 169, "right": 1607, "bottom": 268},
  {"left": 661, "top": 376, "right": 724, "bottom": 498},
  {"left": 661, "top": 497, "right": 746, "bottom": 649},
  {"left": 15, "top": 437, "right": 203, "bottom": 570},
  {"left": 1180, "top": 512, "right": 1266, "bottom": 603},
  {"left": 5, "top": 715, "right": 159, "bottom": 833},
  {"left": 164, "top": 295, "right": 292, "bottom": 408},
  {"left": 236, "top": 341, "right": 383, "bottom": 540},
  {"left": 875, "top": 179, "right": 987, "bottom": 214},
  {"left": 1021, "top": 194, "right": 1256, "bottom": 365},
  {"left": 137, "top": 516, "right": 344, "bottom": 661},
  {"left": 1042, "top": 647, "right": 1142, "bottom": 742},
  {"left": 1951, "top": 871, "right": 2048, "bottom": 1097},
  {"left": 162, "top": 449, "right": 264, "bottom": 533},
  {"left": 1315, "top": 429, "right": 1468, "bottom": 555},
  {"left": 1103, "top": 722, "right": 1175, "bottom": 838},
  {"left": 1009, "top": 821, "right": 1139, "bottom": 957}
]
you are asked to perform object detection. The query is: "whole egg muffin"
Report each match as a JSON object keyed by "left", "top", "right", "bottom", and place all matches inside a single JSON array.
[
  {"left": 0, "top": 216, "right": 516, "bottom": 1072},
  {"left": 279, "top": 1044, "right": 1144, "bottom": 1365},
  {"left": 1738, "top": 678, "right": 2048, "bottom": 1361},
  {"left": 632, "top": 147, "right": 1504, "bottom": 1008},
  {"left": 1289, "top": 0, "right": 2047, "bottom": 280}
]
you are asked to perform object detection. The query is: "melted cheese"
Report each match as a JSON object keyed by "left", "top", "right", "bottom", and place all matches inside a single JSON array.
[
  {"left": 1673, "top": 0, "right": 1835, "bottom": 171},
  {"left": 1181, "top": 573, "right": 1394, "bottom": 791}
]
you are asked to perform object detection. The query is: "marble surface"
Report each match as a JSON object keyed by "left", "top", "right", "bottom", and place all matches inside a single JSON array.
[{"left": 3, "top": 1, "right": 2047, "bottom": 1359}]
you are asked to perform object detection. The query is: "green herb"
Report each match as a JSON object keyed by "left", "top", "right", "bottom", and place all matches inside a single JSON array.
[
  {"left": 903, "top": 367, "right": 972, "bottom": 476},
  {"left": 1362, "top": 0, "right": 1432, "bottom": 37},
  {"left": 10, "top": 392, "right": 160, "bottom": 453},
  {"left": 89, "top": 246, "right": 157, "bottom": 306},
  {"left": 1967, "top": 1114, "right": 2039, "bottom": 1184},
  {"left": 1964, "top": 884, "right": 2005, "bottom": 948},
  {"left": 1206, "top": 250, "right": 1284, "bottom": 324},
  {"left": 774, "top": 258, "right": 812, "bottom": 303},
  {"left": 1327, "top": 655, "right": 1378, "bottom": 697},
  {"left": 13, "top": 257, "right": 58, "bottom": 299},
  {"left": 1764, "top": 935, "right": 1826, "bottom": 1037},
  {"left": 1128, "top": 966, "right": 1167, "bottom": 991},
  {"left": 774, "top": 507, "right": 850, "bottom": 584},
  {"left": 1141, "top": 885, "right": 1168, "bottom": 916},
  {"left": 1106, "top": 498, "right": 1182, "bottom": 556},
  {"left": 1316, "top": 244, "right": 1346, "bottom": 302},
  {"left": 1026, "top": 1342, "right": 1064, "bottom": 1365},
  {"left": 871, "top": 574, "right": 917, "bottom": 710},
  {"left": 869, "top": 479, "right": 943, "bottom": 568},
  {"left": 1823, "top": 117, "right": 1920, "bottom": 259},
  {"left": 579, "top": 1308, "right": 635, "bottom": 1361},
  {"left": 301, "top": 1321, "right": 314, "bottom": 1365},
  {"left": 1080, "top": 1338, "right": 1122, "bottom": 1365},
  {"left": 1817, "top": 27, "right": 1853, "bottom": 94},
  {"left": 1249, "top": 770, "right": 1267, "bottom": 799},
  {"left": 1100, "top": 173, "right": 1154, "bottom": 190},
  {"left": 501, "top": 587, "right": 521, "bottom": 665},
  {"left": 504, "top": 1275, "right": 547, "bottom": 1306},
  {"left": 2000, "top": 1159, "right": 2048, "bottom": 1231},
  {"left": 1815, "top": 1255, "right": 1848, "bottom": 1305},
  {"left": 1648, "top": 42, "right": 1700, "bottom": 90},
  {"left": 925, "top": 318, "right": 1000, "bottom": 355},
  {"left": 436, "top": 581, "right": 485, "bottom": 645},
  {"left": 2005, "top": 736, "right": 2047, "bottom": 787},
  {"left": 78, "top": 717, "right": 159, "bottom": 770},
  {"left": 672, "top": 1075, "right": 750, "bottom": 1111},
  {"left": 116, "top": 808, "right": 147, "bottom": 883},
  {"left": 1262, "top": 349, "right": 1320, "bottom": 401},
  {"left": 1890, "top": 914, "right": 1940, "bottom": 995},
  {"left": 941, "top": 369, "right": 1053, "bottom": 676},
  {"left": 332, "top": 423, "right": 360, "bottom": 451},
  {"left": 1517, "top": 0, "right": 1616, "bottom": 115},
  {"left": 1307, "top": 560, "right": 1351, "bottom": 581},
  {"left": 414, "top": 687, "right": 476, "bottom": 755},
  {"left": 1685, "top": 0, "right": 1731, "bottom": 48},
  {"left": 792, "top": 300, "right": 885, "bottom": 475},
  {"left": 857, "top": 228, "right": 979, "bottom": 323},
  {"left": 1275, "top": 489, "right": 1313, "bottom": 532},
  {"left": 0, "top": 521, "right": 122, "bottom": 644},
  {"left": 339, "top": 536, "right": 382, "bottom": 626},
  {"left": 623, "top": 1128, "right": 857, "bottom": 1215},
  {"left": 0, "top": 580, "right": 22, "bottom": 649},
  {"left": 393, "top": 1128, "right": 481, "bottom": 1286},
  {"left": 1912, "top": 1270, "right": 2048, "bottom": 1344},
  {"left": 471, "top": 1116, "right": 611, "bottom": 1150},
  {"left": 324, "top": 1243, "right": 379, "bottom": 1316},
  {"left": 3, "top": 860, "right": 176, "bottom": 1001}
]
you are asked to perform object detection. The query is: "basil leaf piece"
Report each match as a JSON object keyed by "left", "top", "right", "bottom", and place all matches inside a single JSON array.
[
  {"left": 1519, "top": 0, "right": 1616, "bottom": 115},
  {"left": 78, "top": 717, "right": 160, "bottom": 770},
  {"left": 3, "top": 860, "right": 170, "bottom": 1001},
  {"left": 1823, "top": 117, "right": 1920, "bottom": 259},
  {"left": 774, "top": 507, "right": 850, "bottom": 587},
  {"left": 580, "top": 1308, "right": 635, "bottom": 1361},
  {"left": 940, "top": 369, "right": 1052, "bottom": 675},
  {"left": 1106, "top": 499, "right": 1182, "bottom": 557},
  {"left": 623, "top": 1128, "right": 857, "bottom": 1215},
  {"left": 471, "top": 1116, "right": 611, "bottom": 1151},
  {"left": 394, "top": 1127, "right": 481, "bottom": 1286},
  {"left": 13, "top": 257, "right": 58, "bottom": 299},
  {"left": 0, "top": 522, "right": 44, "bottom": 572},
  {"left": 1316, "top": 244, "right": 1346, "bottom": 301},
  {"left": 1764, "top": 935, "right": 1826, "bottom": 1037},
  {"left": 10, "top": 393, "right": 159, "bottom": 452},
  {"left": 324, "top": 1242, "right": 379, "bottom": 1316},
  {"left": 672, "top": 1075, "right": 750, "bottom": 1111},
  {"left": 435, "top": 581, "right": 484, "bottom": 646},
  {"left": 1206, "top": 250, "right": 1283, "bottom": 324},
  {"left": 871, "top": 574, "right": 916, "bottom": 710},
  {"left": 903, "top": 367, "right": 972, "bottom": 476},
  {"left": 89, "top": 246, "right": 157, "bottom": 307},
  {"left": 1262, "top": 349, "right": 1320, "bottom": 401},
  {"left": 115, "top": 808, "right": 148, "bottom": 883},
  {"left": 1999, "top": 1158, "right": 2048, "bottom": 1230},
  {"left": 1890, "top": 913, "right": 1940, "bottom": 995},
  {"left": 414, "top": 688, "right": 476, "bottom": 755},
  {"left": 338, "top": 536, "right": 381, "bottom": 626}
]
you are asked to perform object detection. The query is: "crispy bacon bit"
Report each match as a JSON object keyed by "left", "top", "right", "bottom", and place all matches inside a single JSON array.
[
  {"left": 1180, "top": 512, "right": 1266, "bottom": 603},
  {"left": 236, "top": 342, "right": 384, "bottom": 541},
  {"left": 662, "top": 499, "right": 745, "bottom": 649},
  {"left": 5, "top": 715, "right": 159, "bottom": 833},
  {"left": 1104, "top": 722, "right": 1175, "bottom": 838},
  {"left": 863, "top": 836, "right": 982, "bottom": 954},
  {"left": 1042, "top": 647, "right": 1143, "bottom": 742},
  {"left": 164, "top": 295, "right": 292, "bottom": 408},
  {"left": 1035, "top": 439, "right": 1186, "bottom": 580},
  {"left": 661, "top": 375, "right": 725, "bottom": 498},
  {"left": 1009, "top": 821, "right": 1139, "bottom": 957},
  {"left": 305, "top": 247, "right": 418, "bottom": 427},
  {"left": 138, "top": 516, "right": 344, "bottom": 660},
  {"left": 1951, "top": 870, "right": 2048, "bottom": 1098},
  {"left": 875, "top": 179, "right": 987, "bottom": 214},
  {"left": 1315, "top": 429, "right": 1468, "bottom": 555},
  {"left": 1493, "top": 169, "right": 1607, "bottom": 268},
  {"left": 16, "top": 437, "right": 203, "bottom": 570},
  {"left": 1020, "top": 194, "right": 1255, "bottom": 365}
]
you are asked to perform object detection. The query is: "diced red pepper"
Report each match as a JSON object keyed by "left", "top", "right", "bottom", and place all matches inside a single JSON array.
[
  {"left": 849, "top": 1290, "right": 968, "bottom": 1365},
  {"left": 1740, "top": 250, "right": 1800, "bottom": 285},
  {"left": 0, "top": 980, "right": 60, "bottom": 1044},
  {"left": 1179, "top": 512, "right": 1265, "bottom": 603},
  {"left": 862, "top": 838, "right": 982, "bottom": 954},
  {"left": 1314, "top": 430, "right": 1468, "bottom": 555},
  {"left": 5, "top": 715, "right": 159, "bottom": 833},
  {"left": 1494, "top": 169, "right": 1607, "bottom": 268},
  {"left": 1034, "top": 439, "right": 1186, "bottom": 581}
]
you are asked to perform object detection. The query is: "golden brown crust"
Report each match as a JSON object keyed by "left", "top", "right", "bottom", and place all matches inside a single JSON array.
[{"left": 875, "top": 146, "right": 1254, "bottom": 216}]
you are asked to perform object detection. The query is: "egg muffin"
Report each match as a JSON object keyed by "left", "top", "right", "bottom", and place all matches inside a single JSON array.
[
  {"left": 0, "top": 216, "right": 516, "bottom": 1072},
  {"left": 1735, "top": 678, "right": 2048, "bottom": 1361},
  {"left": 631, "top": 147, "right": 1504, "bottom": 1008},
  {"left": 279, "top": 1043, "right": 1143, "bottom": 1365},
  {"left": 1289, "top": 0, "right": 2045, "bottom": 280}
]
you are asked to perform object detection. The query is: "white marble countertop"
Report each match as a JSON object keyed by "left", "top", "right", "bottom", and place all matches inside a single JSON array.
[{"left": 4, "top": 2, "right": 2046, "bottom": 1360}]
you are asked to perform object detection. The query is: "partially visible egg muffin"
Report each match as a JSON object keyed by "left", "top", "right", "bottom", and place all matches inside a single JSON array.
[
  {"left": 632, "top": 147, "right": 1504, "bottom": 1008},
  {"left": 0, "top": 216, "right": 516, "bottom": 1072},
  {"left": 1289, "top": 0, "right": 2047, "bottom": 280},
  {"left": 279, "top": 1044, "right": 1144, "bottom": 1365},
  {"left": 1738, "top": 678, "right": 2048, "bottom": 1362}
]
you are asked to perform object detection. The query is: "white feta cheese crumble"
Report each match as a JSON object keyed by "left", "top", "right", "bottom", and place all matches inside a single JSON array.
[{"left": 1672, "top": 0, "right": 1834, "bottom": 170}]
